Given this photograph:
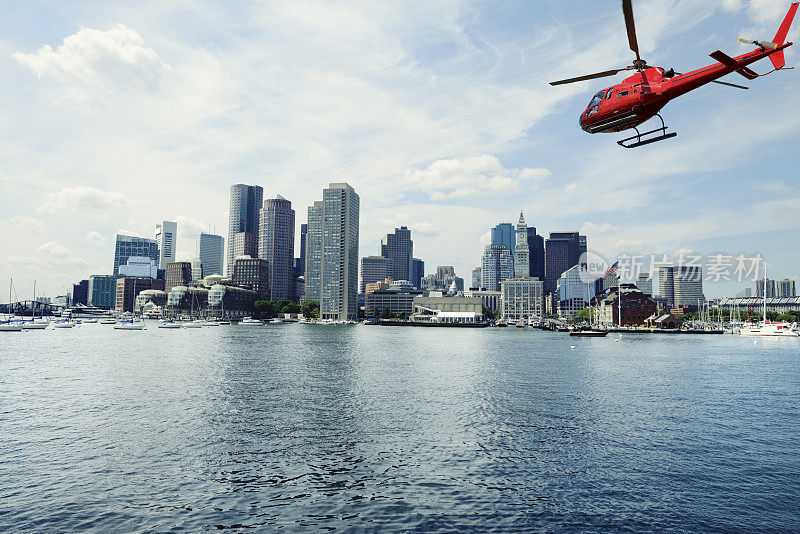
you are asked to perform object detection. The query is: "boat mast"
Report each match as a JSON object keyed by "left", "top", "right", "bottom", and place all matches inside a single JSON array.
[{"left": 763, "top": 260, "right": 767, "bottom": 324}]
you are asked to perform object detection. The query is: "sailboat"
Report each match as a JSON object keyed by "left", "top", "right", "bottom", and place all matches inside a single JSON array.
[{"left": 740, "top": 263, "right": 798, "bottom": 337}]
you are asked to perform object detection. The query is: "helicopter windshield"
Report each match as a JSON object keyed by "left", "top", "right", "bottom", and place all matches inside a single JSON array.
[{"left": 587, "top": 89, "right": 606, "bottom": 110}]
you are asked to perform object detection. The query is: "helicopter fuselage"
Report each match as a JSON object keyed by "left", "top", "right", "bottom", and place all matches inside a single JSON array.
[{"left": 579, "top": 42, "right": 793, "bottom": 134}]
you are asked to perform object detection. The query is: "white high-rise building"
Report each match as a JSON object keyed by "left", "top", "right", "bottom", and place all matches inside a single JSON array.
[
  {"left": 155, "top": 221, "right": 177, "bottom": 270},
  {"left": 196, "top": 233, "right": 224, "bottom": 277},
  {"left": 304, "top": 183, "right": 360, "bottom": 320},
  {"left": 514, "top": 212, "right": 530, "bottom": 279}
]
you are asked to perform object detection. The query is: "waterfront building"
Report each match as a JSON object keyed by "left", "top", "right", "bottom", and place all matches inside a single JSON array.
[
  {"left": 777, "top": 279, "right": 796, "bottom": 298},
  {"left": 514, "top": 213, "right": 530, "bottom": 279},
  {"left": 88, "top": 275, "right": 118, "bottom": 308},
  {"left": 165, "top": 262, "right": 193, "bottom": 292},
  {"left": 463, "top": 289, "right": 502, "bottom": 317},
  {"left": 197, "top": 233, "right": 224, "bottom": 277},
  {"left": 501, "top": 277, "right": 544, "bottom": 323},
  {"left": 411, "top": 258, "right": 424, "bottom": 290},
  {"left": 72, "top": 280, "right": 89, "bottom": 306},
  {"left": 382, "top": 226, "right": 413, "bottom": 283},
  {"left": 115, "top": 277, "right": 165, "bottom": 313},
  {"left": 636, "top": 273, "right": 653, "bottom": 295},
  {"left": 227, "top": 184, "right": 263, "bottom": 276},
  {"left": 481, "top": 245, "right": 513, "bottom": 292},
  {"left": 471, "top": 267, "right": 482, "bottom": 290},
  {"left": 118, "top": 256, "right": 159, "bottom": 279},
  {"left": 544, "top": 232, "right": 581, "bottom": 295},
  {"left": 593, "top": 284, "right": 657, "bottom": 326},
  {"left": 361, "top": 256, "right": 392, "bottom": 294},
  {"left": 305, "top": 183, "right": 360, "bottom": 321},
  {"left": 557, "top": 265, "right": 594, "bottom": 319},
  {"left": 155, "top": 221, "right": 177, "bottom": 269},
  {"left": 717, "top": 296, "right": 800, "bottom": 314},
  {"left": 756, "top": 278, "right": 777, "bottom": 298},
  {"left": 259, "top": 195, "right": 295, "bottom": 301},
  {"left": 674, "top": 266, "right": 704, "bottom": 306},
  {"left": 113, "top": 234, "right": 159, "bottom": 276},
  {"left": 232, "top": 256, "right": 269, "bottom": 298},
  {"left": 191, "top": 258, "right": 203, "bottom": 281},
  {"left": 412, "top": 295, "right": 483, "bottom": 318},
  {"left": 365, "top": 289, "right": 423, "bottom": 318}
]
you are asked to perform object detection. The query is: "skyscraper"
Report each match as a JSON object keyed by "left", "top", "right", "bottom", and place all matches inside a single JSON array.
[
  {"left": 196, "top": 233, "right": 224, "bottom": 277},
  {"left": 296, "top": 223, "right": 308, "bottom": 277},
  {"left": 659, "top": 266, "right": 675, "bottom": 307},
  {"left": 514, "top": 212, "right": 530, "bottom": 278},
  {"left": 544, "top": 232, "right": 580, "bottom": 294},
  {"left": 155, "top": 220, "right": 177, "bottom": 269},
  {"left": 526, "top": 226, "right": 545, "bottom": 281},
  {"left": 411, "top": 258, "right": 424, "bottom": 290},
  {"left": 361, "top": 256, "right": 391, "bottom": 294},
  {"left": 756, "top": 278, "right": 777, "bottom": 298},
  {"left": 435, "top": 266, "right": 456, "bottom": 289},
  {"left": 471, "top": 267, "right": 482, "bottom": 290},
  {"left": 258, "top": 195, "right": 295, "bottom": 301},
  {"left": 227, "top": 184, "right": 263, "bottom": 275},
  {"left": 233, "top": 256, "right": 270, "bottom": 298},
  {"left": 674, "top": 266, "right": 704, "bottom": 306},
  {"left": 777, "top": 279, "right": 797, "bottom": 297},
  {"left": 491, "top": 223, "right": 515, "bottom": 256},
  {"left": 481, "top": 244, "right": 513, "bottom": 291},
  {"left": 305, "top": 183, "right": 360, "bottom": 321},
  {"left": 113, "top": 234, "right": 159, "bottom": 276},
  {"left": 381, "top": 226, "right": 413, "bottom": 282}
]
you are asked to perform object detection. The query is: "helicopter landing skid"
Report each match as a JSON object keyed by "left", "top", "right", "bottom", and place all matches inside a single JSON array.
[{"left": 617, "top": 114, "right": 677, "bottom": 148}]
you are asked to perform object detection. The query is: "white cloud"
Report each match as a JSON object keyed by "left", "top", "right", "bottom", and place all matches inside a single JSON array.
[
  {"left": 580, "top": 222, "right": 620, "bottom": 235},
  {"left": 13, "top": 23, "right": 166, "bottom": 101},
  {"left": 403, "top": 155, "right": 549, "bottom": 201},
  {"left": 39, "top": 186, "right": 130, "bottom": 215},
  {"left": 35, "top": 242, "right": 89, "bottom": 269},
  {"left": 85, "top": 230, "right": 105, "bottom": 244},
  {"left": 1, "top": 215, "right": 46, "bottom": 232}
]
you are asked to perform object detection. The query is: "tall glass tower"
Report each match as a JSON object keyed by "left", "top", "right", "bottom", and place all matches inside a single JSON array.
[
  {"left": 258, "top": 195, "right": 295, "bottom": 301},
  {"left": 227, "top": 184, "right": 263, "bottom": 276}
]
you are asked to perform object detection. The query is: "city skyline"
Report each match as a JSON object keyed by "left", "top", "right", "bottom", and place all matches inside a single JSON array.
[{"left": 1, "top": 2, "right": 798, "bottom": 299}]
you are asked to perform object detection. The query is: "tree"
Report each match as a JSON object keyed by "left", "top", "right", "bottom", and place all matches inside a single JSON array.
[
  {"left": 301, "top": 300, "right": 320, "bottom": 319},
  {"left": 576, "top": 308, "right": 592, "bottom": 323},
  {"left": 482, "top": 306, "right": 496, "bottom": 321},
  {"left": 253, "top": 300, "right": 279, "bottom": 319}
]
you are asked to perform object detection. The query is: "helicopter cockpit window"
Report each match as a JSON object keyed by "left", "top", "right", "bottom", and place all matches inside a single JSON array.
[{"left": 587, "top": 90, "right": 605, "bottom": 109}]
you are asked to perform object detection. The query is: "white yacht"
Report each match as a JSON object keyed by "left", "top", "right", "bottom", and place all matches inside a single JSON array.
[
  {"left": 54, "top": 321, "right": 76, "bottom": 328},
  {"left": 239, "top": 317, "right": 264, "bottom": 326},
  {"left": 158, "top": 320, "right": 182, "bottom": 329},
  {"left": 114, "top": 319, "right": 145, "bottom": 330},
  {"left": 740, "top": 263, "right": 799, "bottom": 337},
  {"left": 0, "top": 322, "right": 23, "bottom": 332},
  {"left": 182, "top": 320, "right": 204, "bottom": 328}
]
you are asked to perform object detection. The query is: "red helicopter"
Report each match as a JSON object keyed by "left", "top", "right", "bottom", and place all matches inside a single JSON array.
[{"left": 551, "top": 1, "right": 798, "bottom": 148}]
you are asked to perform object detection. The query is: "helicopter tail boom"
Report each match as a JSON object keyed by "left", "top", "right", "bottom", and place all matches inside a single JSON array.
[{"left": 769, "top": 2, "right": 798, "bottom": 70}]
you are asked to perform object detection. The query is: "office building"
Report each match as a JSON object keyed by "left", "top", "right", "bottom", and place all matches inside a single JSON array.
[
  {"left": 659, "top": 266, "right": 675, "bottom": 307},
  {"left": 72, "top": 280, "right": 89, "bottom": 306},
  {"left": 481, "top": 244, "right": 513, "bottom": 292},
  {"left": 777, "top": 279, "right": 796, "bottom": 298},
  {"left": 166, "top": 262, "right": 193, "bottom": 292},
  {"left": 197, "top": 233, "right": 224, "bottom": 277},
  {"left": 113, "top": 234, "right": 159, "bottom": 276},
  {"left": 420, "top": 274, "right": 436, "bottom": 290},
  {"left": 736, "top": 287, "right": 753, "bottom": 299},
  {"left": 491, "top": 223, "right": 515, "bottom": 258},
  {"left": 305, "top": 183, "right": 360, "bottom": 321},
  {"left": 501, "top": 277, "right": 544, "bottom": 322},
  {"left": 115, "top": 277, "right": 165, "bottom": 313},
  {"left": 471, "top": 267, "right": 482, "bottom": 290},
  {"left": 435, "top": 266, "right": 456, "bottom": 290},
  {"left": 674, "top": 266, "right": 704, "bottom": 306},
  {"left": 191, "top": 258, "right": 203, "bottom": 281},
  {"left": 381, "top": 226, "right": 413, "bottom": 283},
  {"left": 88, "top": 275, "right": 118, "bottom": 308},
  {"left": 365, "top": 288, "right": 423, "bottom": 318},
  {"left": 295, "top": 223, "right": 308, "bottom": 277},
  {"left": 756, "top": 278, "right": 777, "bottom": 298},
  {"left": 155, "top": 220, "right": 177, "bottom": 269},
  {"left": 557, "top": 265, "right": 594, "bottom": 319},
  {"left": 118, "top": 256, "right": 159, "bottom": 279},
  {"left": 232, "top": 256, "right": 270, "bottom": 298},
  {"left": 544, "top": 232, "right": 580, "bottom": 294},
  {"left": 227, "top": 184, "right": 263, "bottom": 275},
  {"left": 579, "top": 235, "right": 587, "bottom": 265},
  {"left": 463, "top": 289, "right": 502, "bottom": 316},
  {"left": 514, "top": 212, "right": 530, "bottom": 279},
  {"left": 361, "top": 256, "right": 391, "bottom": 294},
  {"left": 636, "top": 273, "right": 653, "bottom": 295},
  {"left": 526, "top": 226, "right": 545, "bottom": 281},
  {"left": 259, "top": 195, "right": 295, "bottom": 301},
  {"left": 411, "top": 258, "right": 424, "bottom": 290}
]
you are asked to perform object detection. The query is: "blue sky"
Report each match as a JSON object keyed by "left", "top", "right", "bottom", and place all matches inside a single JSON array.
[{"left": 0, "top": 0, "right": 797, "bottom": 300}]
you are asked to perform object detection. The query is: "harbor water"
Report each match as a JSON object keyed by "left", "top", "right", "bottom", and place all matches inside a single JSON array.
[{"left": 1, "top": 324, "right": 798, "bottom": 532}]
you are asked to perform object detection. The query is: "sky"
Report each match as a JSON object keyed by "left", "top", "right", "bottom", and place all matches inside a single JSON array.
[{"left": 0, "top": 0, "right": 798, "bottom": 301}]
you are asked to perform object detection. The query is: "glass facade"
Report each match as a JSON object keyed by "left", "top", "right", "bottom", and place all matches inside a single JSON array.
[
  {"left": 113, "top": 235, "right": 159, "bottom": 276},
  {"left": 501, "top": 278, "right": 544, "bottom": 322},
  {"left": 481, "top": 245, "right": 513, "bottom": 292},
  {"left": 259, "top": 196, "right": 295, "bottom": 301},
  {"left": 557, "top": 265, "right": 594, "bottom": 319},
  {"left": 197, "top": 233, "right": 224, "bottom": 277},
  {"left": 227, "top": 184, "right": 263, "bottom": 275}
]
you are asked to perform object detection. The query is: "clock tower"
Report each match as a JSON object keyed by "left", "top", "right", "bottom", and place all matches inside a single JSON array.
[{"left": 514, "top": 211, "right": 530, "bottom": 279}]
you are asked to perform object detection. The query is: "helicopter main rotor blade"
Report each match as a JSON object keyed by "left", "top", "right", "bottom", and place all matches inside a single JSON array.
[
  {"left": 622, "top": 0, "right": 642, "bottom": 63},
  {"left": 711, "top": 80, "right": 749, "bottom": 90},
  {"left": 549, "top": 67, "right": 632, "bottom": 86}
]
